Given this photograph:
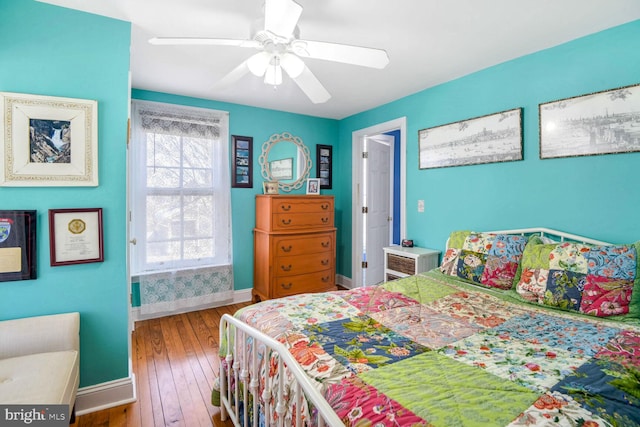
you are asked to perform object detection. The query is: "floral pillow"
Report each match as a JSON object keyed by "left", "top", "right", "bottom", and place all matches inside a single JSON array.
[
  {"left": 440, "top": 231, "right": 528, "bottom": 290},
  {"left": 516, "top": 236, "right": 639, "bottom": 317}
]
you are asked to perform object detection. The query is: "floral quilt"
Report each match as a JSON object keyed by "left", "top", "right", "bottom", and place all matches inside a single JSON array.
[{"left": 219, "top": 270, "right": 640, "bottom": 427}]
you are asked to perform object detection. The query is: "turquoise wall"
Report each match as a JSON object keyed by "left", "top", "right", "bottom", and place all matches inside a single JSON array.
[
  {"left": 337, "top": 20, "right": 640, "bottom": 278},
  {"left": 0, "top": 1, "right": 131, "bottom": 387},
  {"left": 3, "top": 0, "right": 639, "bottom": 394},
  {"left": 131, "top": 90, "right": 338, "bottom": 292}
]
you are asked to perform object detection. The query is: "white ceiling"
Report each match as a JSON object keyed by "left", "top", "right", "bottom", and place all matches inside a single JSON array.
[{"left": 38, "top": 0, "right": 640, "bottom": 119}]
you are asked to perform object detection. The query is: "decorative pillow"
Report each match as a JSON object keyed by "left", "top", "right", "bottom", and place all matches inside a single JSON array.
[
  {"left": 440, "top": 231, "right": 528, "bottom": 290},
  {"left": 516, "top": 236, "right": 638, "bottom": 318}
]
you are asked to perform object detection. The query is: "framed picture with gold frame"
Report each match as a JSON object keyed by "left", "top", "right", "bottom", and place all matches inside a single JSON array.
[
  {"left": 0, "top": 210, "right": 37, "bottom": 282},
  {"left": 49, "top": 208, "right": 104, "bottom": 266}
]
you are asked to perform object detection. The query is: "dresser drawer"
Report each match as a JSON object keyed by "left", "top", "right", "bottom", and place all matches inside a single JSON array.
[
  {"left": 256, "top": 195, "right": 334, "bottom": 232},
  {"left": 272, "top": 212, "right": 333, "bottom": 231},
  {"left": 273, "top": 270, "right": 334, "bottom": 298},
  {"left": 273, "top": 197, "right": 333, "bottom": 214},
  {"left": 275, "top": 251, "right": 333, "bottom": 276},
  {"left": 275, "top": 233, "right": 333, "bottom": 256}
]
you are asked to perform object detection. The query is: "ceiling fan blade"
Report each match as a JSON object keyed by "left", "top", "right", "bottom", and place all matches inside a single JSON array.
[
  {"left": 293, "top": 40, "right": 389, "bottom": 69},
  {"left": 289, "top": 65, "right": 331, "bottom": 104},
  {"left": 149, "top": 37, "right": 260, "bottom": 48},
  {"left": 264, "top": 0, "right": 302, "bottom": 37},
  {"left": 212, "top": 61, "right": 251, "bottom": 90}
]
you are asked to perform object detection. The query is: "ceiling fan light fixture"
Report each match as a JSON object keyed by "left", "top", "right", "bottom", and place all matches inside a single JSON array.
[
  {"left": 280, "top": 53, "right": 304, "bottom": 78},
  {"left": 264, "top": 57, "right": 283, "bottom": 86},
  {"left": 247, "top": 52, "right": 271, "bottom": 77}
]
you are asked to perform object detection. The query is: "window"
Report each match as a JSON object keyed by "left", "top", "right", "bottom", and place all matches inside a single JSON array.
[{"left": 130, "top": 100, "right": 231, "bottom": 274}]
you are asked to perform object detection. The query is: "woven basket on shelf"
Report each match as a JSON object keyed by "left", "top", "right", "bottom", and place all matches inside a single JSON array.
[{"left": 387, "top": 254, "right": 414, "bottom": 275}]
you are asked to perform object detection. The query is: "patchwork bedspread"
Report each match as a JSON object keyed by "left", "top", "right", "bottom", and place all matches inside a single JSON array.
[{"left": 228, "top": 270, "right": 640, "bottom": 426}]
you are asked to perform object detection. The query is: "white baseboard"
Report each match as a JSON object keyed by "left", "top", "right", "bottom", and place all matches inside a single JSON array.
[
  {"left": 336, "top": 274, "right": 353, "bottom": 289},
  {"left": 75, "top": 375, "right": 136, "bottom": 416}
]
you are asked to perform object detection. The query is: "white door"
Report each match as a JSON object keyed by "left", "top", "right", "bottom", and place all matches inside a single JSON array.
[
  {"left": 351, "top": 117, "right": 407, "bottom": 289},
  {"left": 363, "top": 134, "right": 394, "bottom": 286}
]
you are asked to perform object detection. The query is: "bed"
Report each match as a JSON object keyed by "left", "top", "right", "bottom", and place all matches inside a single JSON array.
[{"left": 213, "top": 228, "right": 640, "bottom": 426}]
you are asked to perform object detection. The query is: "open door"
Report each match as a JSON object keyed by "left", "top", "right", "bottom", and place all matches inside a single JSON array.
[
  {"left": 351, "top": 117, "right": 407, "bottom": 288},
  {"left": 362, "top": 134, "right": 394, "bottom": 286}
]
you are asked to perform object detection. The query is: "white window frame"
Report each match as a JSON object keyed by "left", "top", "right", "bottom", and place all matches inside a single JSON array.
[{"left": 130, "top": 100, "right": 231, "bottom": 275}]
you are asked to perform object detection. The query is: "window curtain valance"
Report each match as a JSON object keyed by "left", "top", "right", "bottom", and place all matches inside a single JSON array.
[{"left": 135, "top": 101, "right": 224, "bottom": 139}]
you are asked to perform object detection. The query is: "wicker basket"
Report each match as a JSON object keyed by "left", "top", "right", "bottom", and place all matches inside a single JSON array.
[{"left": 387, "top": 253, "right": 415, "bottom": 275}]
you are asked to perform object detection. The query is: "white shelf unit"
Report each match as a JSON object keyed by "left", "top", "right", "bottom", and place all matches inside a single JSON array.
[{"left": 383, "top": 246, "right": 440, "bottom": 281}]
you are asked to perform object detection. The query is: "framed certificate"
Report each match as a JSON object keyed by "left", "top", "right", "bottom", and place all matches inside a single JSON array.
[
  {"left": 0, "top": 210, "right": 37, "bottom": 281},
  {"left": 49, "top": 208, "right": 104, "bottom": 266}
]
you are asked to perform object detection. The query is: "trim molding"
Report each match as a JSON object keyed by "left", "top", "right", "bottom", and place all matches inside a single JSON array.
[
  {"left": 336, "top": 274, "right": 353, "bottom": 289},
  {"left": 131, "top": 288, "right": 253, "bottom": 321},
  {"left": 75, "top": 376, "right": 136, "bottom": 416}
]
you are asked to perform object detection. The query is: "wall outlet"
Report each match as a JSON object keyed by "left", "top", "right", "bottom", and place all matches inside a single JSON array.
[{"left": 417, "top": 200, "right": 425, "bottom": 212}]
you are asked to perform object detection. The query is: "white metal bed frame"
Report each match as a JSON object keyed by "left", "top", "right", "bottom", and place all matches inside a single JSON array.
[{"left": 218, "top": 228, "right": 614, "bottom": 427}]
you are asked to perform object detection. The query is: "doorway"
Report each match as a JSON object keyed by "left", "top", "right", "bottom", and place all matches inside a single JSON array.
[{"left": 351, "top": 117, "right": 407, "bottom": 287}]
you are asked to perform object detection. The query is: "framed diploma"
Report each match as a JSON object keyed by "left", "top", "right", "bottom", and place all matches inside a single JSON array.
[
  {"left": 49, "top": 208, "right": 104, "bottom": 266},
  {"left": 0, "top": 210, "right": 37, "bottom": 282}
]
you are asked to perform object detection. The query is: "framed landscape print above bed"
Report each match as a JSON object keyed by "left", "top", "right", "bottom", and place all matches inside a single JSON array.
[
  {"left": 418, "top": 108, "right": 523, "bottom": 169},
  {"left": 539, "top": 83, "right": 640, "bottom": 159}
]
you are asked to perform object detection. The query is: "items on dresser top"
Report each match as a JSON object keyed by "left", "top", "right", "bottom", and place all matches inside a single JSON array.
[{"left": 253, "top": 195, "right": 336, "bottom": 302}]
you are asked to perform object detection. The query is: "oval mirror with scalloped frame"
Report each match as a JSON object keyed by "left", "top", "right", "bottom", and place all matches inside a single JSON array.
[{"left": 259, "top": 132, "right": 312, "bottom": 192}]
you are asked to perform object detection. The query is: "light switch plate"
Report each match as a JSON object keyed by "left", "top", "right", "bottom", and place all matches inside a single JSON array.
[{"left": 417, "top": 200, "right": 425, "bottom": 212}]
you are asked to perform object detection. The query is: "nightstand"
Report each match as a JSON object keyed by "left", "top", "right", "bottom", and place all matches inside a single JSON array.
[{"left": 383, "top": 246, "right": 440, "bottom": 281}]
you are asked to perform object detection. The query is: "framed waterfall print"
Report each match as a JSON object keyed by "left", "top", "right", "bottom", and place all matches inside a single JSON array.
[
  {"left": 0, "top": 92, "right": 98, "bottom": 186},
  {"left": 49, "top": 208, "right": 104, "bottom": 266},
  {"left": 0, "top": 210, "right": 37, "bottom": 282}
]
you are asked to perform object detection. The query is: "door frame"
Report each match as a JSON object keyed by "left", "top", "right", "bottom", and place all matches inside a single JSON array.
[{"left": 351, "top": 117, "right": 407, "bottom": 288}]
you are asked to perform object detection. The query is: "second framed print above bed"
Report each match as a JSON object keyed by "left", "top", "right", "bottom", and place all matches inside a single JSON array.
[
  {"left": 418, "top": 108, "right": 522, "bottom": 169},
  {"left": 539, "top": 83, "right": 640, "bottom": 159}
]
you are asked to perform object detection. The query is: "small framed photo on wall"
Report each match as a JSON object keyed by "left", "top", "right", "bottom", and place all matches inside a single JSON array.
[
  {"left": 231, "top": 135, "right": 253, "bottom": 188},
  {"left": 316, "top": 144, "right": 332, "bottom": 189}
]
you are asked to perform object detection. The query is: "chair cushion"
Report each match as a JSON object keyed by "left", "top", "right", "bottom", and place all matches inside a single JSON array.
[{"left": 0, "top": 350, "right": 79, "bottom": 408}]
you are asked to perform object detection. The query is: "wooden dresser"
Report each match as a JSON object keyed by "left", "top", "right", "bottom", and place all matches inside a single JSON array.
[{"left": 253, "top": 195, "right": 337, "bottom": 302}]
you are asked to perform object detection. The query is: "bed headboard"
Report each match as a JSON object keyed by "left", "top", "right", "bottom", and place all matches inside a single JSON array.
[
  {"left": 440, "top": 228, "right": 613, "bottom": 249},
  {"left": 486, "top": 228, "right": 612, "bottom": 246}
]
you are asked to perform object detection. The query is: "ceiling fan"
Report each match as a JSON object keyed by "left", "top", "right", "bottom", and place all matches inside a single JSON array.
[{"left": 149, "top": 0, "right": 390, "bottom": 104}]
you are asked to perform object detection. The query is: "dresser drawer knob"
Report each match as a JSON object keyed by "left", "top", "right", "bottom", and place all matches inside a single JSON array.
[
  {"left": 321, "top": 217, "right": 329, "bottom": 224},
  {"left": 280, "top": 283, "right": 292, "bottom": 289},
  {"left": 281, "top": 219, "right": 292, "bottom": 225},
  {"left": 281, "top": 204, "right": 291, "bottom": 211},
  {"left": 321, "top": 241, "right": 330, "bottom": 248},
  {"left": 321, "top": 276, "right": 330, "bottom": 283},
  {"left": 280, "top": 264, "right": 292, "bottom": 272},
  {"left": 321, "top": 259, "right": 329, "bottom": 266},
  {"left": 321, "top": 203, "right": 329, "bottom": 210},
  {"left": 281, "top": 245, "right": 292, "bottom": 252}
]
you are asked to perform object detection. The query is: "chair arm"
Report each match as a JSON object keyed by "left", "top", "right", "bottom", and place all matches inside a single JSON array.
[{"left": 0, "top": 312, "right": 80, "bottom": 359}]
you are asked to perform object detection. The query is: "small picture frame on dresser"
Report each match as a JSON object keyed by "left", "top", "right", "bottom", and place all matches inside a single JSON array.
[
  {"left": 306, "top": 178, "right": 320, "bottom": 195},
  {"left": 263, "top": 181, "right": 279, "bottom": 194}
]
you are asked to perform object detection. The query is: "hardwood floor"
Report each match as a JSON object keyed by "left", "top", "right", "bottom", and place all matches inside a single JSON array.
[{"left": 71, "top": 302, "right": 250, "bottom": 427}]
